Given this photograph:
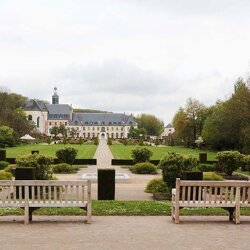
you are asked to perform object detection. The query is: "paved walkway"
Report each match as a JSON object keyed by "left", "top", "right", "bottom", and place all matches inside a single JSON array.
[
  {"left": 0, "top": 216, "right": 249, "bottom": 249},
  {"left": 55, "top": 139, "right": 158, "bottom": 200}
]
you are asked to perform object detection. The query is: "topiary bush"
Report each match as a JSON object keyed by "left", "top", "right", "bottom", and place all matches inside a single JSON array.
[
  {"left": 52, "top": 163, "right": 79, "bottom": 174},
  {"left": 203, "top": 172, "right": 223, "bottom": 181},
  {"left": 216, "top": 151, "right": 244, "bottom": 176},
  {"left": 131, "top": 147, "right": 153, "bottom": 163},
  {"left": 158, "top": 152, "right": 194, "bottom": 190},
  {"left": 107, "top": 138, "right": 112, "bottom": 146},
  {"left": 130, "top": 162, "right": 157, "bottom": 174},
  {"left": 197, "top": 163, "right": 216, "bottom": 172},
  {"left": 0, "top": 161, "right": 9, "bottom": 170},
  {"left": 94, "top": 137, "right": 99, "bottom": 145},
  {"left": 244, "top": 155, "right": 250, "bottom": 171},
  {"left": 16, "top": 154, "right": 53, "bottom": 180},
  {"left": 0, "top": 170, "right": 12, "bottom": 180},
  {"left": 56, "top": 147, "right": 78, "bottom": 165},
  {"left": 145, "top": 178, "right": 169, "bottom": 193}
]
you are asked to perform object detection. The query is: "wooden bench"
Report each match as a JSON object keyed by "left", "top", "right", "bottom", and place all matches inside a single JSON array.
[
  {"left": 172, "top": 178, "right": 250, "bottom": 224},
  {"left": 0, "top": 180, "right": 92, "bottom": 225}
]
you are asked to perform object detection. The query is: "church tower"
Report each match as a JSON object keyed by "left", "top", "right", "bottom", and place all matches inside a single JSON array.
[{"left": 52, "top": 87, "right": 59, "bottom": 104}]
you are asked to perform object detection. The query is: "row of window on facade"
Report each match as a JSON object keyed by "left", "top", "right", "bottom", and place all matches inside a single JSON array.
[
  {"left": 74, "top": 121, "right": 133, "bottom": 126},
  {"left": 72, "top": 126, "right": 128, "bottom": 131},
  {"left": 48, "top": 114, "right": 69, "bottom": 119},
  {"left": 75, "top": 133, "right": 124, "bottom": 138}
]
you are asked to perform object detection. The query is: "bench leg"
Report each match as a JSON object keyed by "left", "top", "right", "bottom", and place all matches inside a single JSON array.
[
  {"left": 86, "top": 203, "right": 92, "bottom": 224},
  {"left": 174, "top": 206, "right": 180, "bottom": 224},
  {"left": 235, "top": 203, "right": 240, "bottom": 224},
  {"left": 24, "top": 204, "right": 29, "bottom": 225}
]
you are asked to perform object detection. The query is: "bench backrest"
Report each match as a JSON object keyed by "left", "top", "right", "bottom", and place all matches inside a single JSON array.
[
  {"left": 175, "top": 178, "right": 250, "bottom": 205},
  {"left": 0, "top": 180, "right": 91, "bottom": 205}
]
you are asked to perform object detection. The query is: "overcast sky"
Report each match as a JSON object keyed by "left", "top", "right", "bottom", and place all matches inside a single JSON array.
[{"left": 1, "top": 0, "right": 250, "bottom": 124}]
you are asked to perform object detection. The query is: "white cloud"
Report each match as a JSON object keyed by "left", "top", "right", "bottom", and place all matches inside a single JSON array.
[{"left": 0, "top": 0, "right": 250, "bottom": 123}]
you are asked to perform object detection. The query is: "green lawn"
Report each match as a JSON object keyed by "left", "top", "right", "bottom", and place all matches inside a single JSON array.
[
  {"left": 110, "top": 145, "right": 217, "bottom": 161},
  {"left": 0, "top": 200, "right": 249, "bottom": 216},
  {"left": 6, "top": 144, "right": 97, "bottom": 159}
]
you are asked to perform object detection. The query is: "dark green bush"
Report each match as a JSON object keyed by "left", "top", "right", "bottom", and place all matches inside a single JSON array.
[
  {"left": 197, "top": 163, "right": 216, "bottom": 172},
  {"left": 131, "top": 147, "right": 153, "bottom": 163},
  {"left": 56, "top": 147, "right": 78, "bottom": 165},
  {"left": 94, "top": 137, "right": 99, "bottom": 145},
  {"left": 131, "top": 162, "right": 157, "bottom": 174},
  {"left": 0, "top": 161, "right": 9, "bottom": 170},
  {"left": 216, "top": 151, "right": 244, "bottom": 176},
  {"left": 138, "top": 139, "right": 144, "bottom": 146},
  {"left": 0, "top": 170, "right": 12, "bottom": 180},
  {"left": 52, "top": 163, "right": 78, "bottom": 174},
  {"left": 203, "top": 172, "right": 223, "bottom": 181},
  {"left": 16, "top": 154, "right": 53, "bottom": 180},
  {"left": 244, "top": 155, "right": 250, "bottom": 171},
  {"left": 122, "top": 139, "right": 128, "bottom": 146},
  {"left": 158, "top": 153, "right": 194, "bottom": 190},
  {"left": 145, "top": 178, "right": 169, "bottom": 193},
  {"left": 107, "top": 138, "right": 112, "bottom": 146}
]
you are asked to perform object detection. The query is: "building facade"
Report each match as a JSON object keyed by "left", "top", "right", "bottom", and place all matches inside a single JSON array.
[{"left": 24, "top": 88, "right": 137, "bottom": 139}]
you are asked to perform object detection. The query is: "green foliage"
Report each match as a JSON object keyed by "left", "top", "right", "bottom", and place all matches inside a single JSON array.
[
  {"left": 46, "top": 137, "right": 52, "bottom": 145},
  {"left": 131, "top": 147, "right": 153, "bottom": 163},
  {"left": 0, "top": 170, "right": 12, "bottom": 180},
  {"left": 94, "top": 137, "right": 99, "bottom": 145},
  {"left": 16, "top": 154, "right": 53, "bottom": 180},
  {"left": 122, "top": 139, "right": 128, "bottom": 146},
  {"left": 197, "top": 163, "right": 216, "bottom": 172},
  {"left": 155, "top": 139, "right": 160, "bottom": 146},
  {"left": 0, "top": 125, "right": 16, "bottom": 147},
  {"left": 203, "top": 172, "right": 223, "bottom": 181},
  {"left": 138, "top": 139, "right": 144, "bottom": 146},
  {"left": 216, "top": 151, "right": 244, "bottom": 176},
  {"left": 130, "top": 162, "right": 157, "bottom": 174},
  {"left": 158, "top": 152, "right": 194, "bottom": 190},
  {"left": 52, "top": 163, "right": 78, "bottom": 174},
  {"left": 202, "top": 79, "right": 250, "bottom": 153},
  {"left": 63, "top": 137, "right": 67, "bottom": 145},
  {"left": 128, "top": 126, "right": 147, "bottom": 139},
  {"left": 0, "top": 161, "right": 9, "bottom": 170},
  {"left": 173, "top": 98, "right": 207, "bottom": 147},
  {"left": 79, "top": 137, "right": 83, "bottom": 145},
  {"left": 107, "top": 137, "right": 112, "bottom": 145},
  {"left": 136, "top": 114, "right": 164, "bottom": 136},
  {"left": 145, "top": 178, "right": 169, "bottom": 193},
  {"left": 56, "top": 147, "right": 78, "bottom": 165},
  {"left": 244, "top": 155, "right": 250, "bottom": 171}
]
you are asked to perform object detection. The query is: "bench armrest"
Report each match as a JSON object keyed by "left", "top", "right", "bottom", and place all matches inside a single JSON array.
[{"left": 172, "top": 188, "right": 176, "bottom": 202}]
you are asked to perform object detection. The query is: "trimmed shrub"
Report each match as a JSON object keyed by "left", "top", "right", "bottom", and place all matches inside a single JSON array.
[
  {"left": 56, "top": 147, "right": 78, "bottom": 165},
  {"left": 216, "top": 151, "right": 244, "bottom": 176},
  {"left": 203, "top": 172, "right": 223, "bottom": 181},
  {"left": 52, "top": 163, "right": 78, "bottom": 174},
  {"left": 0, "top": 170, "right": 12, "bottom": 180},
  {"left": 94, "top": 137, "right": 99, "bottom": 145},
  {"left": 0, "top": 161, "right": 9, "bottom": 170},
  {"left": 16, "top": 154, "right": 53, "bottom": 180},
  {"left": 244, "top": 155, "right": 250, "bottom": 171},
  {"left": 131, "top": 147, "right": 153, "bottom": 163},
  {"left": 138, "top": 139, "right": 144, "bottom": 146},
  {"left": 3, "top": 164, "right": 15, "bottom": 174},
  {"left": 197, "top": 163, "right": 216, "bottom": 172},
  {"left": 158, "top": 153, "right": 194, "bottom": 190},
  {"left": 131, "top": 162, "right": 157, "bottom": 174},
  {"left": 122, "top": 139, "right": 128, "bottom": 146},
  {"left": 107, "top": 138, "right": 112, "bottom": 146},
  {"left": 79, "top": 137, "right": 83, "bottom": 145},
  {"left": 145, "top": 178, "right": 169, "bottom": 193}
]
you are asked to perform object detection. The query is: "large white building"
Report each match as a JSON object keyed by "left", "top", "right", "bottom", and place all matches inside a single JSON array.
[{"left": 23, "top": 88, "right": 137, "bottom": 139}]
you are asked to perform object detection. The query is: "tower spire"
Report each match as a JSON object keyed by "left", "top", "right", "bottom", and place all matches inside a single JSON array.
[{"left": 52, "top": 87, "right": 59, "bottom": 104}]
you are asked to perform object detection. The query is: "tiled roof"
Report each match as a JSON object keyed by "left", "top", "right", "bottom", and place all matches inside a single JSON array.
[
  {"left": 23, "top": 100, "right": 47, "bottom": 111},
  {"left": 45, "top": 104, "right": 71, "bottom": 115},
  {"left": 165, "top": 123, "right": 173, "bottom": 128},
  {"left": 71, "top": 113, "right": 137, "bottom": 126}
]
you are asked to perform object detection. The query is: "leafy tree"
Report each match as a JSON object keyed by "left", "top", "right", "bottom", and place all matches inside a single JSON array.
[
  {"left": 128, "top": 126, "right": 147, "bottom": 139},
  {"left": 0, "top": 125, "right": 16, "bottom": 147},
  {"left": 136, "top": 114, "right": 164, "bottom": 136},
  {"left": 50, "top": 126, "right": 60, "bottom": 138}
]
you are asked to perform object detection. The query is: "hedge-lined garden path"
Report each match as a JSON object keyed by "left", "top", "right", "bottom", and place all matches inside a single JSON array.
[{"left": 55, "top": 139, "right": 160, "bottom": 200}]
